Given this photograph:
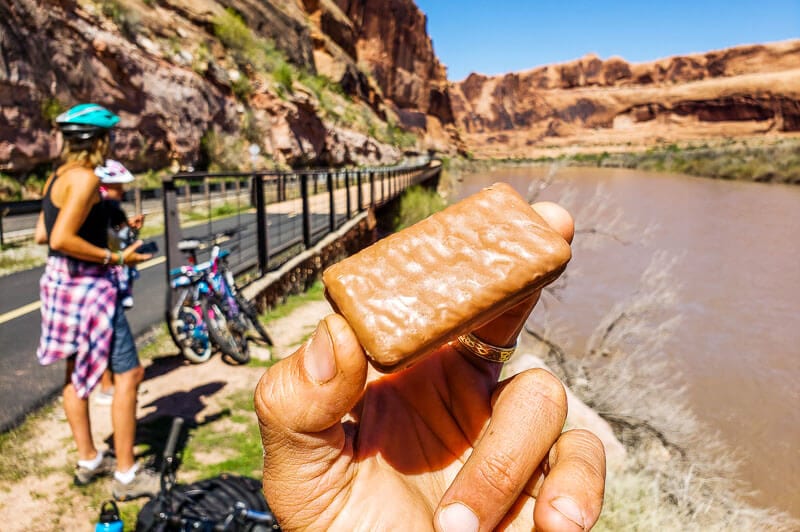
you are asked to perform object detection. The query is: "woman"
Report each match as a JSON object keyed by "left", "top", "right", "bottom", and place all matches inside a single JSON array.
[{"left": 35, "top": 103, "right": 158, "bottom": 501}]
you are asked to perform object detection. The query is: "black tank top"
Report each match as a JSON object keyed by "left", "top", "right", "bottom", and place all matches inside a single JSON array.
[{"left": 43, "top": 166, "right": 109, "bottom": 257}]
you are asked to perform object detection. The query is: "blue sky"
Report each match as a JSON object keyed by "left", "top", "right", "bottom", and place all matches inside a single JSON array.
[{"left": 414, "top": 0, "right": 799, "bottom": 80}]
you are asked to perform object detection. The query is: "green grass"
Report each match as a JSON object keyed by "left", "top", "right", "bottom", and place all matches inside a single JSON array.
[
  {"left": 0, "top": 402, "right": 58, "bottom": 482},
  {"left": 180, "top": 390, "right": 263, "bottom": 479},
  {"left": 182, "top": 201, "right": 253, "bottom": 223},
  {"left": 393, "top": 185, "right": 447, "bottom": 230},
  {"left": 0, "top": 241, "right": 48, "bottom": 276},
  {"left": 262, "top": 281, "right": 325, "bottom": 323},
  {"left": 517, "top": 137, "right": 800, "bottom": 184}
]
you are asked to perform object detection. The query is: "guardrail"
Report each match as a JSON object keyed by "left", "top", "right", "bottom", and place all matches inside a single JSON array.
[{"left": 162, "top": 161, "right": 441, "bottom": 308}]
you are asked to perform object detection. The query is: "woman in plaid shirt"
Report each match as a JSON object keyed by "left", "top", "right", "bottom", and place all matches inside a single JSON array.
[{"left": 34, "top": 104, "right": 159, "bottom": 500}]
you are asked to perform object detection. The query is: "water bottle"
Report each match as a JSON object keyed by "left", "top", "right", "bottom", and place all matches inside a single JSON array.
[{"left": 95, "top": 500, "right": 123, "bottom": 532}]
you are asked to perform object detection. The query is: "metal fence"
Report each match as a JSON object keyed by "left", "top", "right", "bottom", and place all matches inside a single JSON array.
[{"left": 162, "top": 161, "right": 441, "bottom": 292}]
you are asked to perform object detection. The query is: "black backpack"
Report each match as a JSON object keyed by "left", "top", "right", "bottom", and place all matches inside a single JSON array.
[{"left": 135, "top": 473, "right": 280, "bottom": 531}]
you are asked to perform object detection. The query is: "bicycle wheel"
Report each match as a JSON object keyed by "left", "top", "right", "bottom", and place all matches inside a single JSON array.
[
  {"left": 235, "top": 294, "right": 274, "bottom": 346},
  {"left": 202, "top": 297, "right": 250, "bottom": 364},
  {"left": 170, "top": 305, "right": 213, "bottom": 363}
]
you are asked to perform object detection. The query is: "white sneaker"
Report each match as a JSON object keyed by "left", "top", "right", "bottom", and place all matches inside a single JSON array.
[
  {"left": 94, "top": 387, "right": 114, "bottom": 406},
  {"left": 121, "top": 296, "right": 134, "bottom": 309}
]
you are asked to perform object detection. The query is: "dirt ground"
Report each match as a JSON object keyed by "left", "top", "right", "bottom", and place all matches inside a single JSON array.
[
  {"left": 0, "top": 299, "right": 332, "bottom": 532},
  {"left": 0, "top": 297, "right": 622, "bottom": 531}
]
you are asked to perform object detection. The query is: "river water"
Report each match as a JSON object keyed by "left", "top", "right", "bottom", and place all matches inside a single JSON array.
[{"left": 451, "top": 166, "right": 800, "bottom": 517}]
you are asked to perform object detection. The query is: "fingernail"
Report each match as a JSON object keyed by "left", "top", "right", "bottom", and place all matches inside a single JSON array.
[
  {"left": 438, "top": 503, "right": 479, "bottom": 532},
  {"left": 304, "top": 320, "right": 336, "bottom": 383},
  {"left": 551, "top": 497, "right": 585, "bottom": 530}
]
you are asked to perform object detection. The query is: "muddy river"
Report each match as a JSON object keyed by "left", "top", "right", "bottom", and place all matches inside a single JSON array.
[{"left": 452, "top": 166, "right": 800, "bottom": 517}]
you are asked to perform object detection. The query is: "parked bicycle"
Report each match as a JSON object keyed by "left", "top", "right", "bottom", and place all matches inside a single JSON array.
[
  {"left": 167, "top": 231, "right": 273, "bottom": 365},
  {"left": 136, "top": 417, "right": 280, "bottom": 531}
]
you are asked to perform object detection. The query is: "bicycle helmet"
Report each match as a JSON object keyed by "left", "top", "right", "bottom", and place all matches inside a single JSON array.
[
  {"left": 95, "top": 159, "right": 134, "bottom": 184},
  {"left": 56, "top": 103, "right": 120, "bottom": 140}
]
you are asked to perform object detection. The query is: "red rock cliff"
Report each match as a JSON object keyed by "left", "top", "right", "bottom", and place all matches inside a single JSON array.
[
  {"left": 0, "top": 0, "right": 457, "bottom": 177},
  {"left": 450, "top": 39, "right": 800, "bottom": 157}
]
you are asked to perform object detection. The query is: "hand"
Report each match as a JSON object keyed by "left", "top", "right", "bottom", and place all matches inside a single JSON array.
[
  {"left": 255, "top": 203, "right": 606, "bottom": 531},
  {"left": 128, "top": 214, "right": 145, "bottom": 230},
  {"left": 122, "top": 240, "right": 152, "bottom": 264}
]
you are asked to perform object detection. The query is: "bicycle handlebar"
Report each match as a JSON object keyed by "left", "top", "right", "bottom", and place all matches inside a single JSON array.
[{"left": 164, "top": 417, "right": 184, "bottom": 461}]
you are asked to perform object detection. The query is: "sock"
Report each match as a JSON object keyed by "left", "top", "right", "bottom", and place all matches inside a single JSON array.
[
  {"left": 114, "top": 462, "right": 139, "bottom": 484},
  {"left": 77, "top": 450, "right": 104, "bottom": 471}
]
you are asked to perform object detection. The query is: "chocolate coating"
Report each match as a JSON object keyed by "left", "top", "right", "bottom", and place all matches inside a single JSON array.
[{"left": 322, "top": 182, "right": 572, "bottom": 371}]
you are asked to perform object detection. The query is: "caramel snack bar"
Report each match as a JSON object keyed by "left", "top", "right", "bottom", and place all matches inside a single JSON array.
[{"left": 322, "top": 182, "right": 571, "bottom": 372}]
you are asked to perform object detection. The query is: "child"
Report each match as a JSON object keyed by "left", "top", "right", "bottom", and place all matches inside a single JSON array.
[
  {"left": 94, "top": 159, "right": 144, "bottom": 406},
  {"left": 96, "top": 159, "right": 143, "bottom": 309}
]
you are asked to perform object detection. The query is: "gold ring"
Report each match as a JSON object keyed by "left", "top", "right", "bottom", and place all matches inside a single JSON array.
[{"left": 455, "top": 333, "right": 517, "bottom": 363}]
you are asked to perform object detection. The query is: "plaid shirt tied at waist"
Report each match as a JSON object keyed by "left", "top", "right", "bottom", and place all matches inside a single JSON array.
[{"left": 37, "top": 256, "right": 118, "bottom": 399}]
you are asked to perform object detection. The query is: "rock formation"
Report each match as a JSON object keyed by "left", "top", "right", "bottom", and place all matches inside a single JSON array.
[
  {"left": 449, "top": 39, "right": 800, "bottom": 158},
  {"left": 0, "top": 0, "right": 455, "bottom": 176}
]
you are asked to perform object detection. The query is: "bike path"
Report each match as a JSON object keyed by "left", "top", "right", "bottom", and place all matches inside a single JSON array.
[{"left": 0, "top": 212, "right": 298, "bottom": 432}]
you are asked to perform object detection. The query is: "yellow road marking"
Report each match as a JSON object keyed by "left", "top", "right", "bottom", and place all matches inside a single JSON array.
[
  {"left": 0, "top": 255, "right": 166, "bottom": 325},
  {"left": 0, "top": 301, "right": 41, "bottom": 325}
]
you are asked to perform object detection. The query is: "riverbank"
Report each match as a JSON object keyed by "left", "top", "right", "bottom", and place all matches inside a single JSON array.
[{"left": 442, "top": 135, "right": 800, "bottom": 185}]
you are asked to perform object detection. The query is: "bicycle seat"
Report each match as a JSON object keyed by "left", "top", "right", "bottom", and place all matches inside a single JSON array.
[{"left": 177, "top": 239, "right": 201, "bottom": 252}]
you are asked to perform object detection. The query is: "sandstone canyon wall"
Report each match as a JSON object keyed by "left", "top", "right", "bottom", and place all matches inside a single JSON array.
[
  {"left": 450, "top": 39, "right": 800, "bottom": 158},
  {"left": 0, "top": 0, "right": 456, "bottom": 176}
]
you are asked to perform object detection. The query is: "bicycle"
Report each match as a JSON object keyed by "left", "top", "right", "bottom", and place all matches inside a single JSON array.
[
  {"left": 167, "top": 232, "right": 273, "bottom": 364},
  {"left": 167, "top": 257, "right": 213, "bottom": 364},
  {"left": 135, "top": 417, "right": 280, "bottom": 531}
]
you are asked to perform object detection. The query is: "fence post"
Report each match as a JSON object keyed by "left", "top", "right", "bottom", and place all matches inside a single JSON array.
[
  {"left": 357, "top": 170, "right": 363, "bottom": 211},
  {"left": 369, "top": 171, "right": 375, "bottom": 207},
  {"left": 163, "top": 177, "right": 182, "bottom": 317},
  {"left": 327, "top": 172, "right": 336, "bottom": 232},
  {"left": 253, "top": 175, "right": 268, "bottom": 276},
  {"left": 0, "top": 208, "right": 6, "bottom": 249},
  {"left": 345, "top": 170, "right": 351, "bottom": 219},
  {"left": 204, "top": 179, "right": 211, "bottom": 209},
  {"left": 134, "top": 187, "right": 142, "bottom": 215},
  {"left": 301, "top": 173, "right": 311, "bottom": 249}
]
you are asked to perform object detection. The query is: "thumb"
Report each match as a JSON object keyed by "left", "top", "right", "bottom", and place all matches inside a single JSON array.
[{"left": 255, "top": 313, "right": 368, "bottom": 461}]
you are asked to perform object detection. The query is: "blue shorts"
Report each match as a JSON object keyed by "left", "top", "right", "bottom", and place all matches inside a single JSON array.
[{"left": 109, "top": 303, "right": 140, "bottom": 374}]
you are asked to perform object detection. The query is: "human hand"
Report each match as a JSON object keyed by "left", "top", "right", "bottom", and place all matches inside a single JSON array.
[
  {"left": 121, "top": 240, "right": 152, "bottom": 264},
  {"left": 255, "top": 203, "right": 606, "bottom": 531},
  {"left": 128, "top": 214, "right": 145, "bottom": 230}
]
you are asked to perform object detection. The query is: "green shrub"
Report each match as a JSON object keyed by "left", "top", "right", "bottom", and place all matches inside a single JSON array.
[
  {"left": 230, "top": 75, "right": 253, "bottom": 100},
  {"left": 101, "top": 0, "right": 141, "bottom": 39},
  {"left": 40, "top": 98, "right": 65, "bottom": 123},
  {"left": 394, "top": 185, "right": 446, "bottom": 230},
  {"left": 273, "top": 62, "right": 294, "bottom": 95}
]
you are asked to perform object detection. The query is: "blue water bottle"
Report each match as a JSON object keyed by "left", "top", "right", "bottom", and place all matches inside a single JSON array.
[{"left": 95, "top": 500, "right": 123, "bottom": 532}]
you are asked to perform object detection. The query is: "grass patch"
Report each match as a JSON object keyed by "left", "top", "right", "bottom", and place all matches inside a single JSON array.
[
  {"left": 0, "top": 241, "right": 48, "bottom": 276},
  {"left": 0, "top": 402, "right": 58, "bottom": 482},
  {"left": 182, "top": 201, "right": 253, "bottom": 223},
  {"left": 180, "top": 389, "right": 262, "bottom": 479},
  {"left": 512, "top": 137, "right": 800, "bottom": 184},
  {"left": 262, "top": 281, "right": 325, "bottom": 322},
  {"left": 137, "top": 323, "right": 175, "bottom": 361},
  {"left": 393, "top": 185, "right": 447, "bottom": 230}
]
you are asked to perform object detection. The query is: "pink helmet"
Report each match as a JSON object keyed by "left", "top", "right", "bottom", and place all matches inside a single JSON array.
[{"left": 95, "top": 159, "right": 134, "bottom": 184}]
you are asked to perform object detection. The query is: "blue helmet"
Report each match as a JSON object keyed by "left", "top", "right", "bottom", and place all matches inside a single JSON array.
[{"left": 56, "top": 103, "right": 120, "bottom": 140}]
